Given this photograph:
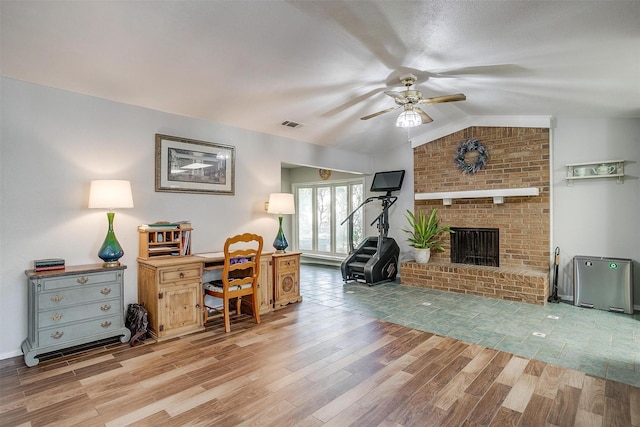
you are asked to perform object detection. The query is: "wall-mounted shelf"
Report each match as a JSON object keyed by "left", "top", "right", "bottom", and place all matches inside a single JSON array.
[
  {"left": 566, "top": 160, "right": 625, "bottom": 185},
  {"left": 415, "top": 187, "right": 539, "bottom": 205}
]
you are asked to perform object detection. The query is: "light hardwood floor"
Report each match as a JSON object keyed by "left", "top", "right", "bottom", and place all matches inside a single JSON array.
[{"left": 1, "top": 302, "right": 638, "bottom": 426}]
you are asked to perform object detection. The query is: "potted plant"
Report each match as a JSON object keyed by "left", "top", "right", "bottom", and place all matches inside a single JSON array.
[{"left": 403, "top": 208, "right": 454, "bottom": 263}]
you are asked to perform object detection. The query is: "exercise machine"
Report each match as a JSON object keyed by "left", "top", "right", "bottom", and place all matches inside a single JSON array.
[{"left": 341, "top": 170, "right": 404, "bottom": 285}]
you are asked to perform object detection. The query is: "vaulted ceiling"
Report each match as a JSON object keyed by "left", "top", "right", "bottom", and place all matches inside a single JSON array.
[{"left": 2, "top": 1, "right": 639, "bottom": 153}]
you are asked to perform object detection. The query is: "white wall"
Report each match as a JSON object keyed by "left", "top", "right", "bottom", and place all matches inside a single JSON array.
[
  {"left": 0, "top": 78, "right": 373, "bottom": 358},
  {"left": 552, "top": 118, "right": 640, "bottom": 303},
  {"left": 370, "top": 140, "right": 416, "bottom": 262},
  {"left": 288, "top": 168, "right": 363, "bottom": 183}
]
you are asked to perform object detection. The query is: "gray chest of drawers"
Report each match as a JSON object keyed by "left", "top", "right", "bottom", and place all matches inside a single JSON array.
[{"left": 21, "top": 264, "right": 131, "bottom": 367}]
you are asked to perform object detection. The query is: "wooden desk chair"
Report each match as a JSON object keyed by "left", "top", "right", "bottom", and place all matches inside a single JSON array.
[{"left": 203, "top": 233, "right": 263, "bottom": 332}]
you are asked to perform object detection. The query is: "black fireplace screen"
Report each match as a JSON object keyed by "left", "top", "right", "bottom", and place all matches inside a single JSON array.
[{"left": 450, "top": 228, "right": 499, "bottom": 267}]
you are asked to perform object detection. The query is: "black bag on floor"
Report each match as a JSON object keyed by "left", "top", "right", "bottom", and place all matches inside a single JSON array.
[{"left": 125, "top": 303, "right": 149, "bottom": 346}]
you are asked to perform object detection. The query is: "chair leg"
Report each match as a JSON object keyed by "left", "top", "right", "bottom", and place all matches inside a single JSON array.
[
  {"left": 252, "top": 292, "right": 261, "bottom": 324},
  {"left": 223, "top": 303, "right": 231, "bottom": 333},
  {"left": 231, "top": 298, "right": 242, "bottom": 314}
]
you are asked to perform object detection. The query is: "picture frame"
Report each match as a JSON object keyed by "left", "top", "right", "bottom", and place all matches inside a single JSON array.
[{"left": 155, "top": 134, "right": 235, "bottom": 195}]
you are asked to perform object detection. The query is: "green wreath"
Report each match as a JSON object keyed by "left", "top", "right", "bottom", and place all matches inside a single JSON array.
[{"left": 454, "top": 138, "right": 488, "bottom": 175}]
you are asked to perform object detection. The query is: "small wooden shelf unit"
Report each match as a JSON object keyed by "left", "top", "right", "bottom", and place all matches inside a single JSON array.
[{"left": 138, "top": 224, "right": 192, "bottom": 259}]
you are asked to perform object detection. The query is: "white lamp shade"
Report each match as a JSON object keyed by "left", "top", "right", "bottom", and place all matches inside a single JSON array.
[
  {"left": 396, "top": 109, "right": 422, "bottom": 128},
  {"left": 267, "top": 193, "right": 295, "bottom": 215},
  {"left": 88, "top": 180, "right": 134, "bottom": 209}
]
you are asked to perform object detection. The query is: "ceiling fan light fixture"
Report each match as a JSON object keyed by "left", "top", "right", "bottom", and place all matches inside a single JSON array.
[{"left": 396, "top": 109, "right": 421, "bottom": 128}]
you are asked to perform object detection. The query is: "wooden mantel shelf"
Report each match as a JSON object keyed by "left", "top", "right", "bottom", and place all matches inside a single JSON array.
[{"left": 415, "top": 187, "right": 540, "bottom": 205}]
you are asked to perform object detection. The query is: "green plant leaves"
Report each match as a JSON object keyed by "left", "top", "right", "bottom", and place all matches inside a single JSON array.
[{"left": 402, "top": 208, "right": 453, "bottom": 251}]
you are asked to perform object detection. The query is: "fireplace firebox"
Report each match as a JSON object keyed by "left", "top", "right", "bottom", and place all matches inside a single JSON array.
[{"left": 450, "top": 227, "right": 499, "bottom": 267}]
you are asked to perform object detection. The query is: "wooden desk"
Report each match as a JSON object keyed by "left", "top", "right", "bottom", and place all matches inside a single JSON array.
[{"left": 137, "top": 251, "right": 279, "bottom": 340}]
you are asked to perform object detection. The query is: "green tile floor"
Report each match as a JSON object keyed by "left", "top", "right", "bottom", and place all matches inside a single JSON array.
[{"left": 299, "top": 264, "right": 640, "bottom": 388}]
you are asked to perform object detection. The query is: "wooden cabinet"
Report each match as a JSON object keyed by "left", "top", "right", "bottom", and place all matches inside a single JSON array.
[
  {"left": 137, "top": 257, "right": 204, "bottom": 340},
  {"left": 273, "top": 252, "right": 302, "bottom": 310},
  {"left": 22, "top": 264, "right": 130, "bottom": 367}
]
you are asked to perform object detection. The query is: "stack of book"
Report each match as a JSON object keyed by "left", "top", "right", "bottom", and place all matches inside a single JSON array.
[
  {"left": 139, "top": 221, "right": 191, "bottom": 230},
  {"left": 34, "top": 258, "right": 65, "bottom": 272}
]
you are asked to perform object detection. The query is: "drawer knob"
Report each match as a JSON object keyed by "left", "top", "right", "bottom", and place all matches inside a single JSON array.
[
  {"left": 51, "top": 331, "right": 64, "bottom": 339},
  {"left": 100, "top": 288, "right": 112, "bottom": 295},
  {"left": 100, "top": 304, "right": 111, "bottom": 312},
  {"left": 51, "top": 294, "right": 64, "bottom": 303},
  {"left": 51, "top": 313, "right": 63, "bottom": 321},
  {"left": 101, "top": 321, "right": 112, "bottom": 328},
  {"left": 77, "top": 277, "right": 89, "bottom": 284},
  {"left": 179, "top": 272, "right": 185, "bottom": 278}
]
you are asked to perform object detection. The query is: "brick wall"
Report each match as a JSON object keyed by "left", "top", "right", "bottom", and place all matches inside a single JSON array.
[
  {"left": 401, "top": 126, "right": 551, "bottom": 304},
  {"left": 413, "top": 126, "right": 550, "bottom": 269}
]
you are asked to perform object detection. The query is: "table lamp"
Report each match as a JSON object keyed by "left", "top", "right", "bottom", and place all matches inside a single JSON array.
[
  {"left": 88, "top": 180, "right": 134, "bottom": 267},
  {"left": 267, "top": 193, "right": 295, "bottom": 252}
]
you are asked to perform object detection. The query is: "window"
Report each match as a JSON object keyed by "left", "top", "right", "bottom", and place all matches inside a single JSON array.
[{"left": 293, "top": 179, "right": 364, "bottom": 257}]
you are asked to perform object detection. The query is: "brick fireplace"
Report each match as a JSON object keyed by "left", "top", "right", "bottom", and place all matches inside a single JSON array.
[{"left": 400, "top": 126, "right": 551, "bottom": 305}]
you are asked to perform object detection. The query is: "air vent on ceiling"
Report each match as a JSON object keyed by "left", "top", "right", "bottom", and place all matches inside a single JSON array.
[{"left": 281, "top": 120, "right": 303, "bottom": 129}]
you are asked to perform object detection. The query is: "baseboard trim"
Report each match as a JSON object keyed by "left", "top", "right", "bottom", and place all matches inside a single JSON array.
[{"left": 300, "top": 254, "right": 343, "bottom": 267}]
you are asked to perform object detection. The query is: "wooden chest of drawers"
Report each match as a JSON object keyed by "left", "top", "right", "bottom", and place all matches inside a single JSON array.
[{"left": 21, "top": 264, "right": 130, "bottom": 367}]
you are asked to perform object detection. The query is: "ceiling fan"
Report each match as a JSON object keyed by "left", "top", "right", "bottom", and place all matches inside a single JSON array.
[{"left": 360, "top": 74, "right": 466, "bottom": 127}]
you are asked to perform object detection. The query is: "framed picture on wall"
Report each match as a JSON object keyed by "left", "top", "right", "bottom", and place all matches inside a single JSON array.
[{"left": 155, "top": 134, "right": 235, "bottom": 195}]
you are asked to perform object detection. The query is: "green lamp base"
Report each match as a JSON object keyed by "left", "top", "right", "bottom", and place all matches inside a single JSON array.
[{"left": 98, "top": 212, "right": 124, "bottom": 267}]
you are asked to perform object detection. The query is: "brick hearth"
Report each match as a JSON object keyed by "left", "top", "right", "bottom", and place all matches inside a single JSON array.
[
  {"left": 400, "top": 261, "right": 549, "bottom": 305},
  {"left": 401, "top": 126, "right": 551, "bottom": 305}
]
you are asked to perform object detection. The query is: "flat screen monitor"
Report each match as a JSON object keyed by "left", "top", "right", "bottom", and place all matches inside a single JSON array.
[{"left": 370, "top": 170, "right": 405, "bottom": 193}]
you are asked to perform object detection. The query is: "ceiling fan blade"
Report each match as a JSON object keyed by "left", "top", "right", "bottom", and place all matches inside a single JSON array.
[
  {"left": 321, "top": 86, "right": 387, "bottom": 117},
  {"left": 360, "top": 106, "right": 400, "bottom": 120},
  {"left": 419, "top": 93, "right": 466, "bottom": 104},
  {"left": 384, "top": 90, "right": 408, "bottom": 104},
  {"left": 415, "top": 108, "right": 433, "bottom": 124},
  {"left": 384, "top": 68, "right": 441, "bottom": 86},
  {"left": 431, "top": 64, "right": 526, "bottom": 77}
]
